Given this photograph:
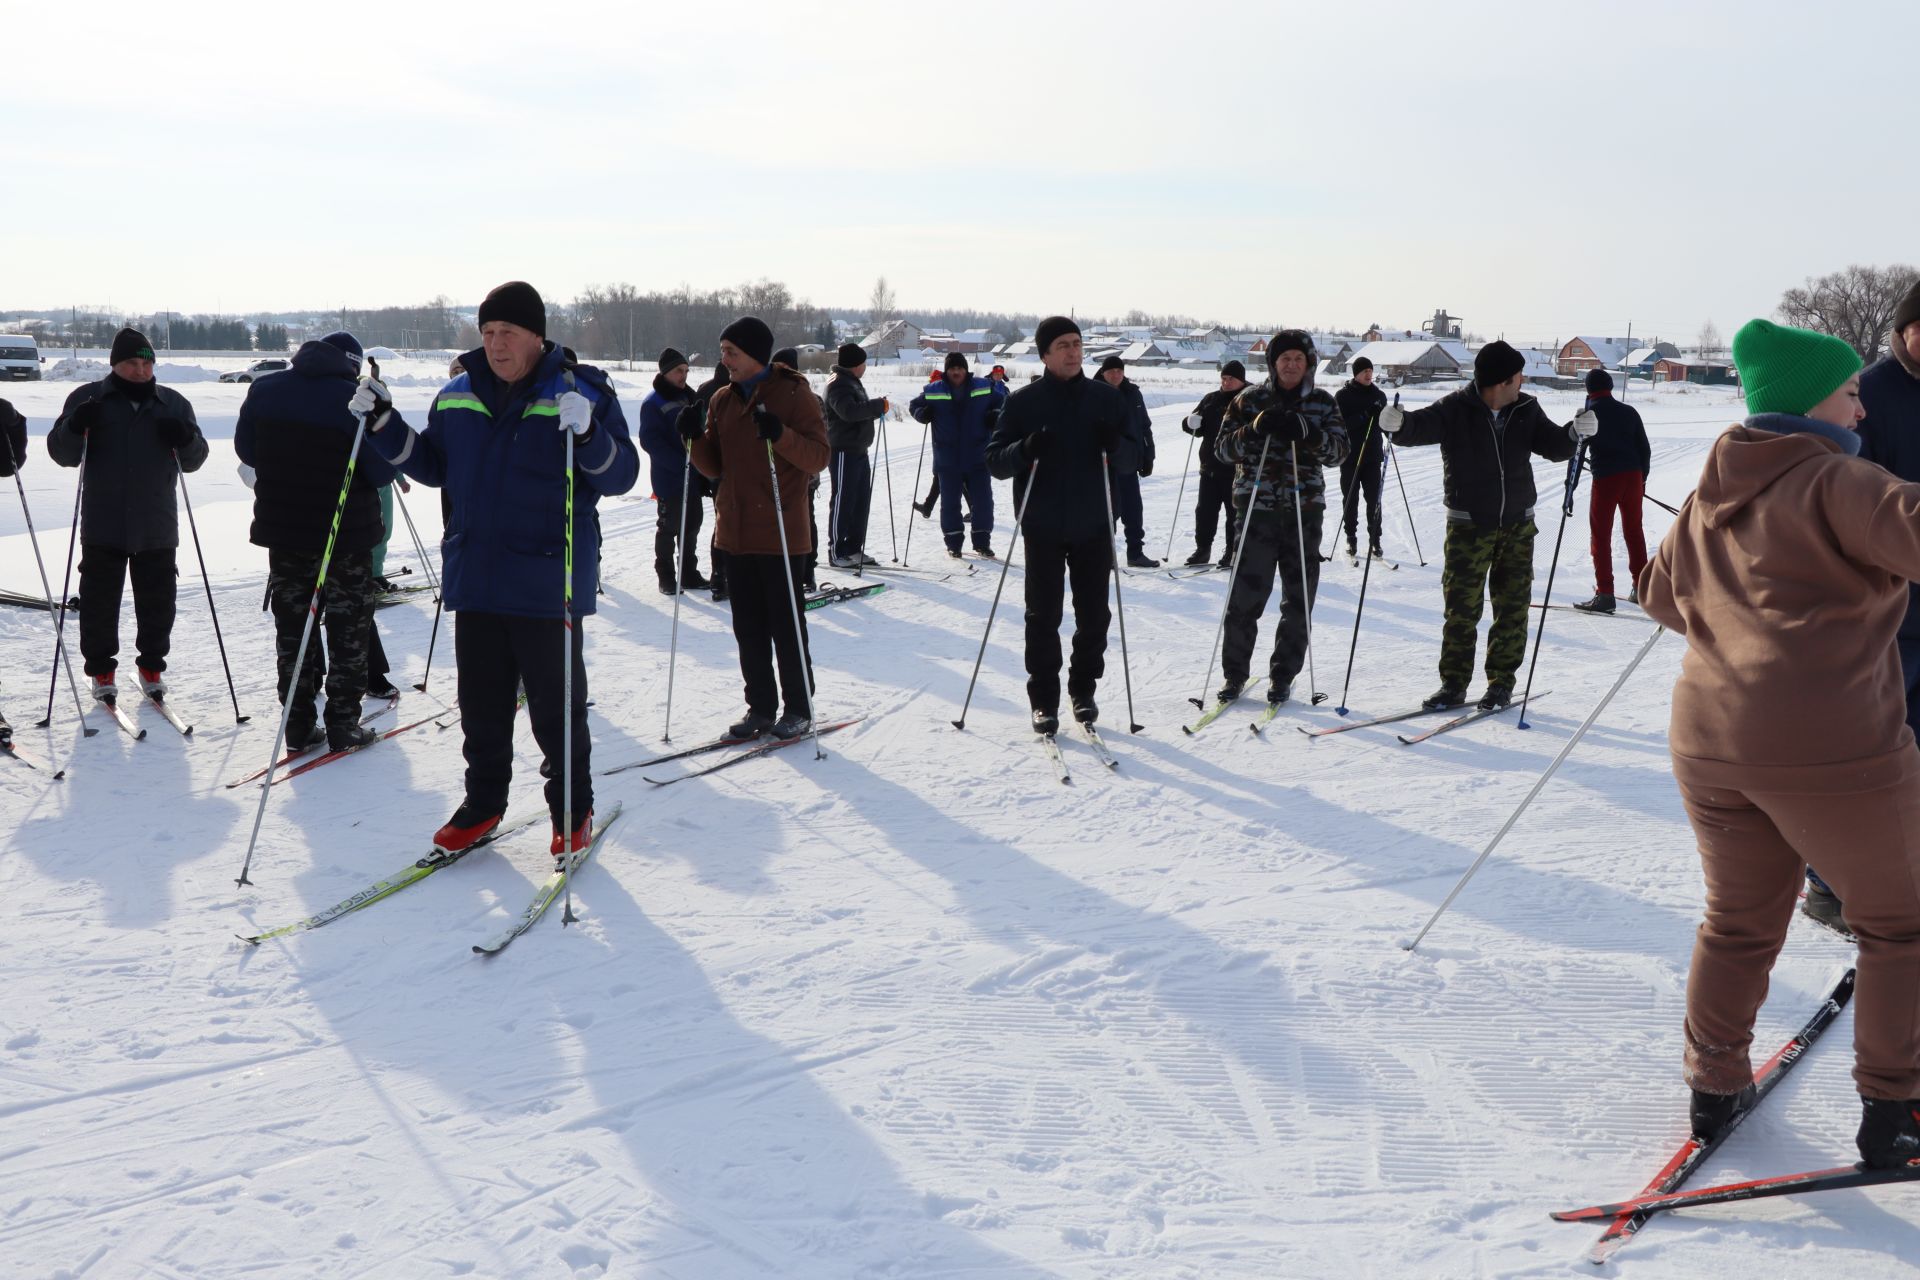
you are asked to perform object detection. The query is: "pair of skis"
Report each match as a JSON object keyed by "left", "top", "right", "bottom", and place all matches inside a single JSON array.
[
  {"left": 94, "top": 690, "right": 189, "bottom": 740},
  {"left": 804, "top": 581, "right": 888, "bottom": 610},
  {"left": 1038, "top": 720, "right": 1117, "bottom": 784},
  {"left": 602, "top": 717, "right": 864, "bottom": 786},
  {"left": 1291, "top": 692, "right": 1548, "bottom": 744}
]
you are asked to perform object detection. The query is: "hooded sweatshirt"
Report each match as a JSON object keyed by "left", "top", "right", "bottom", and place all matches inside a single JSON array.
[{"left": 1637, "top": 417, "right": 1920, "bottom": 792}]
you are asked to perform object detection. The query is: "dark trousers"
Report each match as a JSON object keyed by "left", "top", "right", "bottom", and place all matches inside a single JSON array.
[
  {"left": 1587, "top": 470, "right": 1648, "bottom": 596},
  {"left": 78, "top": 544, "right": 177, "bottom": 676},
  {"left": 655, "top": 493, "right": 704, "bottom": 584},
  {"left": 1221, "top": 504, "right": 1323, "bottom": 690},
  {"left": 939, "top": 462, "right": 995, "bottom": 551},
  {"left": 454, "top": 610, "right": 590, "bottom": 825},
  {"left": 1109, "top": 470, "right": 1146, "bottom": 554},
  {"left": 1338, "top": 452, "right": 1385, "bottom": 545},
  {"left": 1194, "top": 466, "right": 1238, "bottom": 558},
  {"left": 806, "top": 479, "right": 820, "bottom": 585},
  {"left": 1439, "top": 519, "right": 1536, "bottom": 690},
  {"left": 1022, "top": 532, "right": 1111, "bottom": 711},
  {"left": 267, "top": 547, "right": 375, "bottom": 728},
  {"left": 829, "top": 448, "right": 873, "bottom": 559},
  {"left": 727, "top": 553, "right": 814, "bottom": 719}
]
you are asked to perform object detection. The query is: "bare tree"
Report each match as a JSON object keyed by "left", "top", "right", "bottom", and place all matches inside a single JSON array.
[
  {"left": 867, "top": 276, "right": 898, "bottom": 331},
  {"left": 1696, "top": 319, "right": 1722, "bottom": 358},
  {"left": 1778, "top": 264, "right": 1920, "bottom": 363}
]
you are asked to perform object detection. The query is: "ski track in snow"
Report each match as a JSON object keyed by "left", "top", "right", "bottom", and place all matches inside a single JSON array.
[{"left": 0, "top": 364, "right": 1912, "bottom": 1277}]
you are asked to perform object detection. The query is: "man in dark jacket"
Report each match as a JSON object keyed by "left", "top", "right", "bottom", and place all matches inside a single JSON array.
[
  {"left": 911, "top": 352, "right": 1007, "bottom": 558},
  {"left": 1095, "top": 354, "right": 1158, "bottom": 567},
  {"left": 1571, "top": 368, "right": 1653, "bottom": 613},
  {"left": 1381, "top": 341, "right": 1595, "bottom": 709},
  {"left": 1333, "top": 356, "right": 1390, "bottom": 560},
  {"left": 47, "top": 327, "right": 209, "bottom": 705},
  {"left": 693, "top": 361, "right": 733, "bottom": 601},
  {"left": 1179, "top": 361, "right": 1248, "bottom": 567},
  {"left": 638, "top": 347, "right": 709, "bottom": 594},
  {"left": 1211, "top": 332, "right": 1350, "bottom": 707},
  {"left": 986, "top": 316, "right": 1127, "bottom": 732},
  {"left": 234, "top": 332, "right": 394, "bottom": 750},
  {"left": 823, "top": 342, "right": 889, "bottom": 567},
  {"left": 358, "top": 281, "right": 639, "bottom": 858}
]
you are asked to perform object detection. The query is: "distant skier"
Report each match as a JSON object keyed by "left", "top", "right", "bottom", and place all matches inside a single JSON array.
[
  {"left": 910, "top": 352, "right": 1006, "bottom": 559},
  {"left": 1095, "top": 355, "right": 1157, "bottom": 567},
  {"left": 1570, "top": 368, "right": 1652, "bottom": 614},
  {"left": 1210, "top": 331, "right": 1349, "bottom": 707},
  {"left": 46, "top": 327, "right": 209, "bottom": 705},
  {"left": 1638, "top": 317, "right": 1920, "bottom": 1169},
  {"left": 823, "top": 342, "right": 889, "bottom": 568},
  {"left": 1179, "top": 360, "right": 1249, "bottom": 567},
  {"left": 1379, "top": 341, "right": 1593, "bottom": 710},
  {"left": 986, "top": 316, "right": 1127, "bottom": 732},
  {"left": 638, "top": 347, "right": 710, "bottom": 595},
  {"left": 1333, "top": 356, "right": 1389, "bottom": 561}
]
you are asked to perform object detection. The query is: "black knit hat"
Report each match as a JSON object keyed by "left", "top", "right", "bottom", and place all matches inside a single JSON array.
[
  {"left": 1895, "top": 279, "right": 1920, "bottom": 337},
  {"left": 110, "top": 327, "right": 155, "bottom": 364},
  {"left": 1097, "top": 354, "right": 1125, "bottom": 375},
  {"left": 1221, "top": 360, "right": 1247, "bottom": 381},
  {"left": 945, "top": 351, "right": 969, "bottom": 372},
  {"left": 1035, "top": 315, "right": 1081, "bottom": 356},
  {"left": 477, "top": 281, "right": 546, "bottom": 338},
  {"left": 1585, "top": 367, "right": 1615, "bottom": 394},
  {"left": 720, "top": 316, "right": 774, "bottom": 367},
  {"left": 1350, "top": 356, "right": 1373, "bottom": 375},
  {"left": 1265, "top": 330, "right": 1316, "bottom": 368},
  {"left": 838, "top": 342, "right": 867, "bottom": 368},
  {"left": 771, "top": 347, "right": 798, "bottom": 369},
  {"left": 657, "top": 347, "right": 688, "bottom": 373},
  {"left": 1474, "top": 340, "right": 1526, "bottom": 388}
]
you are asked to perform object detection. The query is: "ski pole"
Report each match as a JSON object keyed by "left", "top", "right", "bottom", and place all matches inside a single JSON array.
[
  {"left": 392, "top": 484, "right": 439, "bottom": 596},
  {"left": 1099, "top": 450, "right": 1144, "bottom": 733},
  {"left": 561, "top": 411, "right": 582, "bottom": 925},
  {"left": 235, "top": 398, "right": 374, "bottom": 887},
  {"left": 1189, "top": 433, "right": 1273, "bottom": 713},
  {"left": 1334, "top": 414, "right": 1382, "bottom": 715},
  {"left": 901, "top": 420, "right": 928, "bottom": 566},
  {"left": 661, "top": 446, "right": 693, "bottom": 741},
  {"left": 1287, "top": 442, "right": 1327, "bottom": 706},
  {"left": 1403, "top": 625, "right": 1665, "bottom": 952},
  {"left": 879, "top": 405, "right": 897, "bottom": 561},
  {"left": 762, "top": 431, "right": 824, "bottom": 758},
  {"left": 39, "top": 440, "right": 86, "bottom": 728},
  {"left": 1163, "top": 425, "right": 1197, "bottom": 562},
  {"left": 176, "top": 456, "right": 248, "bottom": 723},
  {"left": 1385, "top": 397, "right": 1426, "bottom": 566},
  {"left": 951, "top": 459, "right": 1037, "bottom": 731},
  {"left": 1517, "top": 434, "right": 1589, "bottom": 730},
  {"left": 414, "top": 596, "right": 444, "bottom": 694},
  {"left": 13, "top": 470, "right": 93, "bottom": 740}
]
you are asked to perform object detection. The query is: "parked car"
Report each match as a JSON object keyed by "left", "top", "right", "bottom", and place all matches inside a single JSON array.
[
  {"left": 219, "top": 358, "right": 290, "bottom": 384},
  {"left": 0, "top": 334, "right": 43, "bottom": 381}
]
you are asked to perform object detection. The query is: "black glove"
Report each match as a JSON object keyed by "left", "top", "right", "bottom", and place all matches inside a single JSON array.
[
  {"left": 155, "top": 416, "right": 193, "bottom": 449},
  {"left": 1139, "top": 457, "right": 1153, "bottom": 478},
  {"left": 69, "top": 400, "right": 104, "bottom": 435},
  {"left": 1025, "top": 427, "right": 1054, "bottom": 460},
  {"left": 752, "top": 403, "right": 784, "bottom": 443},
  {"left": 0, "top": 450, "right": 16, "bottom": 478},
  {"left": 677, "top": 402, "right": 706, "bottom": 443},
  {"left": 1093, "top": 420, "right": 1120, "bottom": 454},
  {"left": 1256, "top": 409, "right": 1311, "bottom": 444}
]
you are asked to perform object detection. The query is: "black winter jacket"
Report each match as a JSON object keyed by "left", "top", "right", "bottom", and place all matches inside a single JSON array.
[
  {"left": 1857, "top": 345, "right": 1920, "bottom": 642},
  {"left": 986, "top": 371, "right": 1130, "bottom": 543},
  {"left": 1391, "top": 385, "right": 1578, "bottom": 528},
  {"left": 0, "top": 398, "right": 24, "bottom": 476},
  {"left": 823, "top": 367, "right": 887, "bottom": 452},
  {"left": 1185, "top": 386, "right": 1238, "bottom": 478},
  {"left": 234, "top": 340, "right": 399, "bottom": 553},
  {"left": 1333, "top": 379, "right": 1389, "bottom": 468},
  {"left": 1110, "top": 377, "right": 1155, "bottom": 474},
  {"left": 1582, "top": 393, "right": 1651, "bottom": 480},
  {"left": 48, "top": 374, "right": 208, "bottom": 551}
]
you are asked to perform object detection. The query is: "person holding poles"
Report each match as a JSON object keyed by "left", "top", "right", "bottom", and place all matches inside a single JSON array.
[
  {"left": 911, "top": 352, "right": 1007, "bottom": 559},
  {"left": 1178, "top": 360, "right": 1249, "bottom": 568},
  {"left": 1333, "top": 355, "right": 1390, "bottom": 561},
  {"left": 985, "top": 315, "right": 1126, "bottom": 733},
  {"left": 1379, "top": 341, "right": 1593, "bottom": 711},
  {"left": 46, "top": 327, "right": 209, "bottom": 706},
  {"left": 355, "top": 281, "right": 638, "bottom": 859},
  {"left": 1095, "top": 354, "right": 1158, "bottom": 567},
  {"left": 685, "top": 316, "right": 830, "bottom": 740},
  {"left": 1570, "top": 367, "right": 1652, "bottom": 614},
  {"left": 823, "top": 342, "right": 889, "bottom": 568},
  {"left": 638, "top": 347, "right": 710, "bottom": 595}
]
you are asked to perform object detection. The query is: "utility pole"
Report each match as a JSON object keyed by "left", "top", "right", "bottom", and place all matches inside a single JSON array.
[{"left": 1621, "top": 320, "right": 1631, "bottom": 403}]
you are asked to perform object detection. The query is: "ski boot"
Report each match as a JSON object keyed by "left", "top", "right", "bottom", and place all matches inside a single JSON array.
[
  {"left": 1070, "top": 693, "right": 1098, "bottom": 725},
  {"left": 727, "top": 710, "right": 775, "bottom": 740},
  {"left": 771, "top": 712, "right": 812, "bottom": 741},
  {"left": 1422, "top": 684, "right": 1466, "bottom": 711},
  {"left": 1572, "top": 593, "right": 1616, "bottom": 614},
  {"left": 1126, "top": 550, "right": 1160, "bottom": 569},
  {"left": 434, "top": 802, "right": 504, "bottom": 854},
  {"left": 1476, "top": 684, "right": 1513, "bottom": 711},
  {"left": 552, "top": 809, "right": 594, "bottom": 861},
  {"left": 138, "top": 667, "right": 166, "bottom": 698},
  {"left": 1858, "top": 1097, "right": 1920, "bottom": 1169},
  {"left": 328, "top": 722, "right": 377, "bottom": 752},
  {"left": 1031, "top": 708, "right": 1060, "bottom": 736},
  {"left": 90, "top": 672, "right": 117, "bottom": 704},
  {"left": 1184, "top": 547, "right": 1211, "bottom": 567},
  {"left": 1689, "top": 1082, "right": 1756, "bottom": 1142},
  {"left": 1215, "top": 677, "right": 1245, "bottom": 704}
]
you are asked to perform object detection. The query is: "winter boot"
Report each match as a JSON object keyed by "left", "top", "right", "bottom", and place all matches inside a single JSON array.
[
  {"left": 681, "top": 570, "right": 711, "bottom": 591},
  {"left": 1345, "top": 535, "right": 1358, "bottom": 560},
  {"left": 138, "top": 667, "right": 166, "bottom": 698},
  {"left": 829, "top": 553, "right": 861, "bottom": 568},
  {"left": 1368, "top": 539, "right": 1384, "bottom": 560},
  {"left": 1572, "top": 593, "right": 1616, "bottom": 614},
  {"left": 1216, "top": 677, "right": 1245, "bottom": 705},
  {"left": 1071, "top": 693, "right": 1098, "bottom": 725},
  {"left": 972, "top": 542, "right": 995, "bottom": 559},
  {"left": 771, "top": 712, "right": 812, "bottom": 740},
  {"left": 1422, "top": 684, "right": 1467, "bottom": 711},
  {"left": 1801, "top": 880, "right": 1852, "bottom": 937},
  {"left": 433, "top": 802, "right": 504, "bottom": 854},
  {"left": 946, "top": 547, "right": 964, "bottom": 560},
  {"left": 727, "top": 710, "right": 775, "bottom": 740},
  {"left": 913, "top": 495, "right": 935, "bottom": 518},
  {"left": 1857, "top": 1097, "right": 1920, "bottom": 1169},
  {"left": 286, "top": 708, "right": 325, "bottom": 752},
  {"left": 856, "top": 552, "right": 881, "bottom": 566},
  {"left": 657, "top": 576, "right": 679, "bottom": 595},
  {"left": 1031, "top": 707, "right": 1060, "bottom": 736},
  {"left": 551, "top": 809, "right": 594, "bottom": 860},
  {"left": 1265, "top": 681, "right": 1291, "bottom": 706},
  {"left": 328, "top": 722, "right": 377, "bottom": 752},
  {"left": 1689, "top": 1083, "right": 1756, "bottom": 1142},
  {"left": 90, "top": 672, "right": 117, "bottom": 704},
  {"left": 1626, "top": 586, "right": 1639, "bottom": 605},
  {"left": 1477, "top": 683, "right": 1513, "bottom": 711},
  {"left": 1184, "top": 547, "right": 1211, "bottom": 567},
  {"left": 367, "top": 676, "right": 400, "bottom": 700},
  {"left": 1127, "top": 550, "right": 1160, "bottom": 569}
]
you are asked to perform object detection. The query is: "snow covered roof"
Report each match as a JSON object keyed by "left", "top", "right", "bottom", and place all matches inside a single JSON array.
[
  {"left": 1346, "top": 340, "right": 1462, "bottom": 369},
  {"left": 1625, "top": 347, "right": 1662, "bottom": 366},
  {"left": 1516, "top": 349, "right": 1559, "bottom": 379},
  {"left": 1570, "top": 335, "right": 1633, "bottom": 365}
]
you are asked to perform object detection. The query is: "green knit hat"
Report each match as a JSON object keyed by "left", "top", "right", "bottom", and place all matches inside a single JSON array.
[{"left": 1732, "top": 318, "right": 1862, "bottom": 417}]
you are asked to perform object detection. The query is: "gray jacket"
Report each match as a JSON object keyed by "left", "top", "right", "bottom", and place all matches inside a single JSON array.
[{"left": 48, "top": 377, "right": 208, "bottom": 551}]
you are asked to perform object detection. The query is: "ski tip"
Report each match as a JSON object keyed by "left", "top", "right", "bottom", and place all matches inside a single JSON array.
[
  {"left": 238, "top": 933, "right": 262, "bottom": 947},
  {"left": 1180, "top": 725, "right": 1196, "bottom": 737}
]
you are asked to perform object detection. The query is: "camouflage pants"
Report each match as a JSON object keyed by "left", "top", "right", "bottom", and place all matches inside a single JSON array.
[
  {"left": 268, "top": 548, "right": 375, "bottom": 729},
  {"left": 1439, "top": 520, "right": 1536, "bottom": 690}
]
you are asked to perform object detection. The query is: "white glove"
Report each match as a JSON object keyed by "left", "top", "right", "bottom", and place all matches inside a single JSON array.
[
  {"left": 557, "top": 390, "right": 593, "bottom": 437},
  {"left": 237, "top": 461, "right": 257, "bottom": 490},
  {"left": 1182, "top": 412, "right": 1203, "bottom": 435},
  {"left": 349, "top": 377, "right": 393, "bottom": 432},
  {"left": 1379, "top": 405, "right": 1405, "bottom": 434},
  {"left": 1572, "top": 409, "right": 1599, "bottom": 440}
]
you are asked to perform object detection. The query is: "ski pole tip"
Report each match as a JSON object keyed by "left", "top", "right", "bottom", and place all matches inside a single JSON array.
[
  {"left": 1312, "top": 694, "right": 1328, "bottom": 705},
  {"left": 949, "top": 719, "right": 966, "bottom": 731},
  {"left": 52, "top": 769, "right": 67, "bottom": 781},
  {"left": 1129, "top": 723, "right": 1144, "bottom": 734},
  {"left": 1397, "top": 935, "right": 1418, "bottom": 952},
  {"left": 235, "top": 715, "right": 251, "bottom": 724},
  {"left": 1335, "top": 705, "right": 1350, "bottom": 716},
  {"left": 83, "top": 727, "right": 99, "bottom": 738}
]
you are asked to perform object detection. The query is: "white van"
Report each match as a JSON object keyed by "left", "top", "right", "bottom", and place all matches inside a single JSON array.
[{"left": 0, "top": 334, "right": 41, "bottom": 381}]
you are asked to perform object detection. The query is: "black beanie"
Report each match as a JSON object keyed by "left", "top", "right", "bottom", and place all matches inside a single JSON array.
[
  {"left": 1474, "top": 340, "right": 1526, "bottom": 388},
  {"left": 477, "top": 281, "right": 546, "bottom": 338},
  {"left": 110, "top": 327, "right": 155, "bottom": 364},
  {"left": 1097, "top": 354, "right": 1125, "bottom": 375},
  {"left": 720, "top": 316, "right": 775, "bottom": 367},
  {"left": 1585, "top": 367, "right": 1615, "bottom": 394},
  {"left": 1895, "top": 279, "right": 1920, "bottom": 337},
  {"left": 1265, "top": 329, "right": 1316, "bottom": 368},
  {"left": 657, "top": 347, "right": 688, "bottom": 373},
  {"left": 1035, "top": 315, "right": 1081, "bottom": 356},
  {"left": 944, "top": 351, "right": 969, "bottom": 372},
  {"left": 1350, "top": 356, "right": 1373, "bottom": 375},
  {"left": 1221, "top": 360, "right": 1247, "bottom": 381},
  {"left": 838, "top": 342, "right": 867, "bottom": 368},
  {"left": 771, "top": 346, "right": 798, "bottom": 369}
]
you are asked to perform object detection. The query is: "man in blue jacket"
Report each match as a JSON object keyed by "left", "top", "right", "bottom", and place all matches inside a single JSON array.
[
  {"left": 354, "top": 281, "right": 639, "bottom": 857},
  {"left": 1570, "top": 368, "right": 1652, "bottom": 614},
  {"left": 911, "top": 352, "right": 1007, "bottom": 558},
  {"left": 638, "top": 347, "right": 709, "bottom": 594},
  {"left": 1096, "top": 355, "right": 1158, "bottom": 567}
]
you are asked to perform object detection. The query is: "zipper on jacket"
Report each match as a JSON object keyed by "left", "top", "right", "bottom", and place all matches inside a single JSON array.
[{"left": 1489, "top": 408, "right": 1508, "bottom": 526}]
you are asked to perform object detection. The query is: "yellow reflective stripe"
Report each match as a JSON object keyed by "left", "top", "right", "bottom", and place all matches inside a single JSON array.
[
  {"left": 436, "top": 396, "right": 491, "bottom": 416},
  {"left": 524, "top": 405, "right": 559, "bottom": 417},
  {"left": 924, "top": 392, "right": 954, "bottom": 401},
  {"left": 968, "top": 387, "right": 994, "bottom": 397}
]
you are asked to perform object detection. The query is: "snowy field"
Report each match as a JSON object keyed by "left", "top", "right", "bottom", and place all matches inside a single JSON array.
[{"left": 0, "top": 358, "right": 1906, "bottom": 1278}]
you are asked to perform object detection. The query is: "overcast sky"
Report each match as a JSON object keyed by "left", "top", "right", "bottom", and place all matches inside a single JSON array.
[{"left": 3, "top": 0, "right": 1909, "bottom": 345}]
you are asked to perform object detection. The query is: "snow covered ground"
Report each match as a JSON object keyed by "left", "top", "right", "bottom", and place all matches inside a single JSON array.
[{"left": 0, "top": 360, "right": 1907, "bottom": 1278}]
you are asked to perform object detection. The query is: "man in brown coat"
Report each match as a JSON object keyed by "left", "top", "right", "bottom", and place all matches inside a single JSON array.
[
  {"left": 685, "top": 317, "right": 829, "bottom": 740},
  {"left": 1639, "top": 317, "right": 1920, "bottom": 1169}
]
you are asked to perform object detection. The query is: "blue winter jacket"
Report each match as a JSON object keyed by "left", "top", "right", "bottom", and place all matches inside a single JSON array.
[
  {"left": 373, "top": 343, "right": 639, "bottom": 618},
  {"left": 638, "top": 374, "right": 697, "bottom": 501},
  {"left": 910, "top": 374, "right": 1007, "bottom": 472},
  {"left": 1858, "top": 350, "right": 1920, "bottom": 644}
]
